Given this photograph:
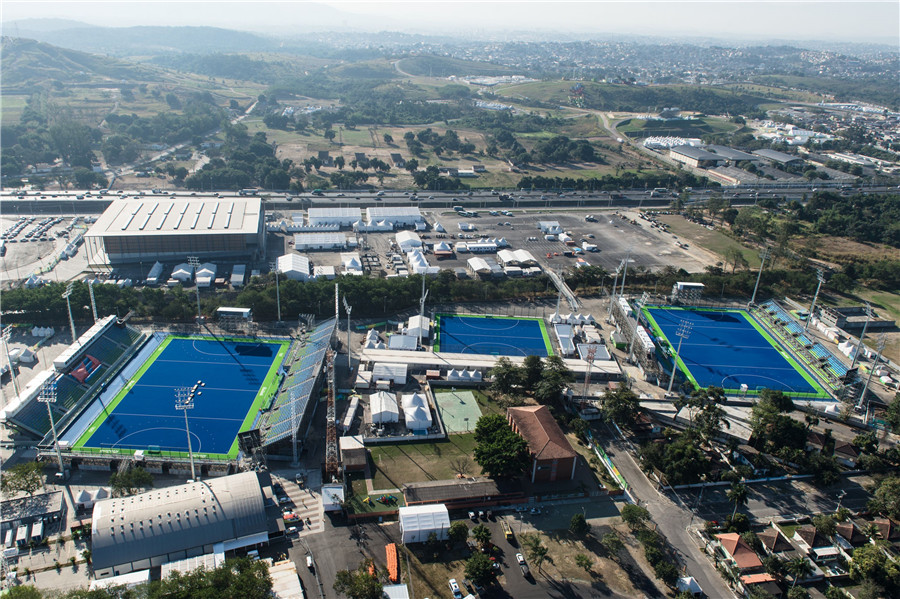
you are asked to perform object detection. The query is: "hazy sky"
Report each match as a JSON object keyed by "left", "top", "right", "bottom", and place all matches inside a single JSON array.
[{"left": 4, "top": 1, "right": 899, "bottom": 44}]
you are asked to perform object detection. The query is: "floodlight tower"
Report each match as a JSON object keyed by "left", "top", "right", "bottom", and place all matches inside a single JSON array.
[
  {"left": 88, "top": 279, "right": 98, "bottom": 323},
  {"left": 62, "top": 282, "right": 77, "bottom": 344},
  {"left": 619, "top": 248, "right": 632, "bottom": 297},
  {"left": 666, "top": 320, "right": 692, "bottom": 395},
  {"left": 749, "top": 246, "right": 770, "bottom": 307},
  {"left": 850, "top": 302, "right": 872, "bottom": 370},
  {"left": 38, "top": 382, "right": 65, "bottom": 476},
  {"left": 269, "top": 261, "right": 282, "bottom": 323},
  {"left": 857, "top": 333, "right": 886, "bottom": 413},
  {"left": 187, "top": 256, "right": 202, "bottom": 325},
  {"left": 805, "top": 268, "right": 825, "bottom": 332},
  {"left": 175, "top": 385, "right": 200, "bottom": 481},
  {"left": 290, "top": 389, "right": 300, "bottom": 467},
  {"left": 608, "top": 260, "right": 625, "bottom": 317},
  {"left": 418, "top": 276, "right": 429, "bottom": 348},
  {"left": 2, "top": 325, "right": 20, "bottom": 399},
  {"left": 342, "top": 295, "right": 352, "bottom": 372}
]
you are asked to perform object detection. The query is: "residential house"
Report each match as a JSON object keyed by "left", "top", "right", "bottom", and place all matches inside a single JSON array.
[
  {"left": 317, "top": 151, "right": 333, "bottom": 167},
  {"left": 873, "top": 518, "right": 900, "bottom": 543},
  {"left": 714, "top": 533, "right": 763, "bottom": 573},
  {"left": 757, "top": 526, "right": 794, "bottom": 556},
  {"left": 739, "top": 573, "right": 783, "bottom": 598},
  {"left": 507, "top": 405, "right": 578, "bottom": 483},
  {"left": 834, "top": 521, "right": 868, "bottom": 558},
  {"left": 833, "top": 441, "right": 859, "bottom": 468},
  {"left": 806, "top": 431, "right": 829, "bottom": 453},
  {"left": 794, "top": 526, "right": 840, "bottom": 565},
  {"left": 390, "top": 153, "right": 406, "bottom": 168}
]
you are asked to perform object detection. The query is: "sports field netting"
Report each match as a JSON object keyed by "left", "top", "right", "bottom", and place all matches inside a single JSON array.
[
  {"left": 643, "top": 306, "right": 827, "bottom": 398},
  {"left": 433, "top": 390, "right": 483, "bottom": 433},
  {"left": 74, "top": 336, "right": 289, "bottom": 460},
  {"left": 434, "top": 314, "right": 553, "bottom": 357}
]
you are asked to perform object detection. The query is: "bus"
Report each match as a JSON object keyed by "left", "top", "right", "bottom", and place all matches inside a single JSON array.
[{"left": 501, "top": 520, "right": 513, "bottom": 541}]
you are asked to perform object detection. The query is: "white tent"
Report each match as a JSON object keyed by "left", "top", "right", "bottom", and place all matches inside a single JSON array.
[
  {"left": 396, "top": 231, "right": 423, "bottom": 252},
  {"left": 170, "top": 263, "right": 193, "bottom": 282},
  {"left": 402, "top": 392, "right": 432, "bottom": 432},
  {"left": 389, "top": 334, "right": 418, "bottom": 351},
  {"left": 364, "top": 340, "right": 386, "bottom": 350},
  {"left": 370, "top": 391, "right": 399, "bottom": 423},
  {"left": 407, "top": 315, "right": 430, "bottom": 340},
  {"left": 399, "top": 504, "right": 450, "bottom": 544},
  {"left": 195, "top": 263, "right": 217, "bottom": 287},
  {"left": 676, "top": 577, "right": 702, "bottom": 596},
  {"left": 322, "top": 483, "right": 345, "bottom": 512},
  {"left": 277, "top": 254, "right": 311, "bottom": 282},
  {"left": 434, "top": 223, "right": 445, "bottom": 233},
  {"left": 365, "top": 329, "right": 381, "bottom": 343},
  {"left": 146, "top": 261, "right": 164, "bottom": 285}
]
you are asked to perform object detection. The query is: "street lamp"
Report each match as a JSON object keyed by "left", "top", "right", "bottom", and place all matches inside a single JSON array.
[
  {"left": 269, "top": 261, "right": 282, "bottom": 322},
  {"left": 2, "top": 325, "right": 21, "bottom": 399},
  {"left": 805, "top": 269, "right": 826, "bottom": 332},
  {"left": 187, "top": 256, "right": 202, "bottom": 325},
  {"left": 62, "top": 282, "right": 77, "bottom": 343},
  {"left": 666, "top": 320, "right": 692, "bottom": 395},
  {"left": 175, "top": 384, "right": 202, "bottom": 481},
  {"left": 37, "top": 382, "right": 65, "bottom": 477}
]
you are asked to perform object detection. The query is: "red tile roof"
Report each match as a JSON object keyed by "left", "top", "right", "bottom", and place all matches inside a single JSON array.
[
  {"left": 507, "top": 405, "right": 577, "bottom": 461},
  {"left": 740, "top": 573, "right": 777, "bottom": 585},
  {"left": 716, "top": 533, "right": 762, "bottom": 570}
]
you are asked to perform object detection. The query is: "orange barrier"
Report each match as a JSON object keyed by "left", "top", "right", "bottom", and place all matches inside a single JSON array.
[
  {"left": 385, "top": 543, "right": 399, "bottom": 583},
  {"left": 368, "top": 562, "right": 376, "bottom": 577}
]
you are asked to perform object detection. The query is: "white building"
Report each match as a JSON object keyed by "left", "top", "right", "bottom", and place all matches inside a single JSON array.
[
  {"left": 402, "top": 392, "right": 433, "bottom": 433},
  {"left": 373, "top": 363, "right": 407, "bottom": 386},
  {"left": 293, "top": 232, "right": 346, "bottom": 251},
  {"left": 195, "top": 263, "right": 217, "bottom": 287},
  {"left": 396, "top": 231, "right": 423, "bottom": 252},
  {"left": 307, "top": 207, "right": 362, "bottom": 227},
  {"left": 407, "top": 315, "right": 430, "bottom": 340},
  {"left": 276, "top": 254, "right": 311, "bottom": 282},
  {"left": 388, "top": 334, "right": 418, "bottom": 351},
  {"left": 538, "top": 221, "right": 563, "bottom": 235},
  {"left": 398, "top": 504, "right": 450, "bottom": 544},
  {"left": 370, "top": 391, "right": 399, "bottom": 423},
  {"left": 341, "top": 253, "right": 363, "bottom": 275},
  {"left": 366, "top": 207, "right": 424, "bottom": 227}
]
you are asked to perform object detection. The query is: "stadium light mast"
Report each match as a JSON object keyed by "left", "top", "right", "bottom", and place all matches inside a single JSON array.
[
  {"left": 850, "top": 302, "right": 872, "bottom": 370},
  {"left": 804, "top": 269, "right": 825, "bottom": 332},
  {"left": 38, "top": 382, "right": 65, "bottom": 477},
  {"left": 342, "top": 295, "right": 352, "bottom": 372},
  {"left": 187, "top": 256, "right": 202, "bottom": 325},
  {"left": 88, "top": 279, "right": 98, "bottom": 323},
  {"left": 857, "top": 333, "right": 886, "bottom": 413},
  {"left": 619, "top": 248, "right": 632, "bottom": 297},
  {"left": 417, "top": 276, "right": 429, "bottom": 348},
  {"left": 749, "top": 246, "right": 771, "bottom": 308},
  {"left": 269, "top": 261, "right": 282, "bottom": 323},
  {"left": 290, "top": 389, "right": 300, "bottom": 467},
  {"left": 62, "top": 282, "right": 77, "bottom": 344},
  {"left": 2, "top": 325, "right": 21, "bottom": 399},
  {"left": 666, "top": 320, "right": 692, "bottom": 395},
  {"left": 608, "top": 261, "right": 625, "bottom": 317},
  {"left": 175, "top": 385, "right": 201, "bottom": 482}
]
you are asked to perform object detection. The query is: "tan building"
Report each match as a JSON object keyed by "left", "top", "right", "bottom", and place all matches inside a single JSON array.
[{"left": 507, "top": 405, "right": 577, "bottom": 483}]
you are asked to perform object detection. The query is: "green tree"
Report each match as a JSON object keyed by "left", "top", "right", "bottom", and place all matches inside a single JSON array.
[
  {"left": 724, "top": 246, "right": 749, "bottom": 273},
  {"left": 473, "top": 415, "right": 530, "bottom": 478},
  {"left": 620, "top": 504, "right": 651, "bottom": 530},
  {"left": 787, "top": 586, "right": 810, "bottom": 599},
  {"left": 5, "top": 587, "right": 43, "bottom": 599},
  {"left": 885, "top": 393, "right": 900, "bottom": 433},
  {"left": 489, "top": 356, "right": 521, "bottom": 394},
  {"left": 1, "top": 462, "right": 44, "bottom": 497},
  {"left": 812, "top": 514, "right": 837, "bottom": 537},
  {"left": 382, "top": 133, "right": 393, "bottom": 144},
  {"left": 569, "top": 513, "right": 589, "bottom": 537},
  {"left": 727, "top": 482, "right": 748, "bottom": 519},
  {"left": 464, "top": 553, "right": 494, "bottom": 586},
  {"left": 786, "top": 556, "right": 814, "bottom": 589},
  {"left": 109, "top": 466, "right": 153, "bottom": 497},
  {"left": 150, "top": 557, "right": 271, "bottom": 598},
  {"left": 869, "top": 476, "right": 900, "bottom": 519},
  {"left": 324, "top": 129, "right": 336, "bottom": 143},
  {"left": 334, "top": 156, "right": 345, "bottom": 170},
  {"left": 602, "top": 386, "right": 640, "bottom": 426},
  {"left": 471, "top": 524, "right": 492, "bottom": 548},
  {"left": 601, "top": 531, "right": 625, "bottom": 561},
  {"left": 654, "top": 560, "right": 679, "bottom": 586},
  {"left": 333, "top": 561, "right": 383, "bottom": 599},
  {"left": 575, "top": 553, "right": 593, "bottom": 573},
  {"left": 570, "top": 418, "right": 588, "bottom": 441},
  {"left": 448, "top": 521, "right": 469, "bottom": 545},
  {"left": 521, "top": 355, "right": 544, "bottom": 388}
]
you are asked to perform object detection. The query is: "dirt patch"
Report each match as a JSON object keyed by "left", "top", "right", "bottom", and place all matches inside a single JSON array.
[{"left": 795, "top": 235, "right": 898, "bottom": 264}]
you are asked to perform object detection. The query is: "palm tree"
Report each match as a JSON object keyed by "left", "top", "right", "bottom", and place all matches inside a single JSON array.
[
  {"left": 727, "top": 482, "right": 749, "bottom": 519},
  {"left": 785, "top": 556, "right": 813, "bottom": 589}
]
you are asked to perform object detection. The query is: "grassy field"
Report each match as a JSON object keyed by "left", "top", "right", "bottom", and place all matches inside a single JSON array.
[
  {"left": 0, "top": 94, "right": 28, "bottom": 124},
  {"left": 656, "top": 214, "right": 762, "bottom": 268},
  {"left": 369, "top": 434, "right": 480, "bottom": 490},
  {"left": 617, "top": 116, "right": 740, "bottom": 139}
]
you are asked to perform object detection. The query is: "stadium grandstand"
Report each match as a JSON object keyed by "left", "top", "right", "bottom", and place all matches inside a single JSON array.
[
  {"left": 0, "top": 315, "right": 146, "bottom": 438},
  {"left": 258, "top": 317, "right": 337, "bottom": 453}
]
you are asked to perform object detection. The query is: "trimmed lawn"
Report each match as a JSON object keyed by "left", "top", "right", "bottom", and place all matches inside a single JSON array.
[
  {"left": 346, "top": 472, "right": 405, "bottom": 514},
  {"left": 369, "top": 434, "right": 480, "bottom": 490},
  {"left": 656, "top": 215, "right": 762, "bottom": 268}
]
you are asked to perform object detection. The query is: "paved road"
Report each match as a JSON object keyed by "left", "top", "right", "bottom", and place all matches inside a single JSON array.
[{"left": 598, "top": 423, "right": 737, "bottom": 599}]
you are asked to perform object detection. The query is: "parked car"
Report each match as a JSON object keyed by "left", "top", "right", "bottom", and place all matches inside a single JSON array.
[{"left": 448, "top": 578, "right": 462, "bottom": 599}]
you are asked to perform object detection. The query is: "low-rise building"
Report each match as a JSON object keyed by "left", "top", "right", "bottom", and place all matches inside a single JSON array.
[{"left": 507, "top": 405, "right": 578, "bottom": 483}]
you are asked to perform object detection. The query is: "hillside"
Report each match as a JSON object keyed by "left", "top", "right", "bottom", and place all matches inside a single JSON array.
[
  {"left": 1, "top": 37, "right": 161, "bottom": 88},
  {"left": 396, "top": 55, "right": 517, "bottom": 77}
]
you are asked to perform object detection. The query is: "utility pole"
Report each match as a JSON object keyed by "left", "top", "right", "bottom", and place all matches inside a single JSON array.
[
  {"left": 270, "top": 261, "right": 282, "bottom": 323},
  {"left": 175, "top": 385, "right": 201, "bottom": 481},
  {"left": 666, "top": 320, "right": 692, "bottom": 395},
  {"left": 857, "top": 334, "right": 886, "bottom": 413},
  {"left": 187, "top": 256, "right": 202, "bottom": 326},
  {"left": 62, "top": 282, "right": 77, "bottom": 344},
  {"left": 805, "top": 269, "right": 825, "bottom": 331},
  {"left": 850, "top": 303, "right": 872, "bottom": 370},
  {"left": 342, "top": 296, "right": 352, "bottom": 372},
  {"left": 2, "top": 326, "right": 20, "bottom": 399},
  {"left": 749, "top": 246, "right": 770, "bottom": 307}
]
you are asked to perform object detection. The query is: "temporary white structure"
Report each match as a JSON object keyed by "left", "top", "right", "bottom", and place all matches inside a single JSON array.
[
  {"left": 396, "top": 231, "right": 423, "bottom": 252},
  {"left": 170, "top": 263, "right": 193, "bottom": 282},
  {"left": 370, "top": 391, "right": 399, "bottom": 423},
  {"left": 195, "top": 263, "right": 217, "bottom": 287},
  {"left": 388, "top": 335, "right": 418, "bottom": 351},
  {"left": 399, "top": 504, "right": 450, "bottom": 544},
  {"left": 276, "top": 254, "right": 311, "bottom": 282},
  {"left": 402, "top": 392, "right": 432, "bottom": 432},
  {"left": 407, "top": 315, "right": 429, "bottom": 340}
]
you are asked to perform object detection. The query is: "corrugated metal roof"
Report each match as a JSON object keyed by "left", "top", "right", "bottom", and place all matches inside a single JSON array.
[
  {"left": 91, "top": 472, "right": 267, "bottom": 571},
  {"left": 86, "top": 198, "right": 261, "bottom": 237}
]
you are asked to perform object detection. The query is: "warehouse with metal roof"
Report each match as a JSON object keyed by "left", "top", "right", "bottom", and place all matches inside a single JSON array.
[
  {"left": 91, "top": 471, "right": 275, "bottom": 579},
  {"left": 84, "top": 197, "right": 266, "bottom": 266}
]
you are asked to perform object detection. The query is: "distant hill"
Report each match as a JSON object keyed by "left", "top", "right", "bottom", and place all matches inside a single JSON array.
[
  {"left": 1, "top": 37, "right": 160, "bottom": 88},
  {"left": 396, "top": 56, "right": 517, "bottom": 77},
  {"left": 12, "top": 24, "right": 279, "bottom": 56}
]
